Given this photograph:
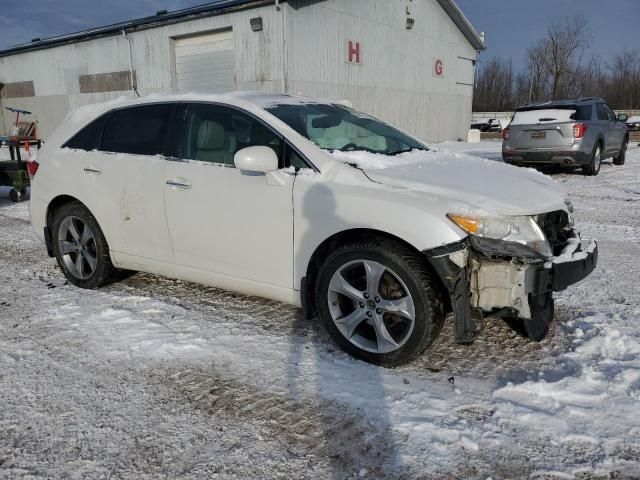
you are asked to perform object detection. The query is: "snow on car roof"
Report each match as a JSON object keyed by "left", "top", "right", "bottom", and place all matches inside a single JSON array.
[{"left": 64, "top": 91, "right": 334, "bottom": 127}]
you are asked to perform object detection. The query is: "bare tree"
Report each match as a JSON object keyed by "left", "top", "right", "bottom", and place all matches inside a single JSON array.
[
  {"left": 473, "top": 17, "right": 640, "bottom": 111},
  {"left": 525, "top": 41, "right": 549, "bottom": 102},
  {"left": 473, "top": 57, "right": 514, "bottom": 111},
  {"left": 540, "top": 15, "right": 590, "bottom": 99}
]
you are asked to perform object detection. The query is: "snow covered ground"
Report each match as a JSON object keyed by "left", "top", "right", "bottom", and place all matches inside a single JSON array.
[{"left": 1, "top": 142, "right": 639, "bottom": 479}]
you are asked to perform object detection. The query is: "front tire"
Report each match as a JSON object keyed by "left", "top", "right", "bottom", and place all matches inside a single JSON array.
[
  {"left": 315, "top": 239, "right": 445, "bottom": 367},
  {"left": 51, "top": 201, "right": 119, "bottom": 289},
  {"left": 582, "top": 143, "right": 602, "bottom": 176},
  {"left": 613, "top": 139, "right": 627, "bottom": 165}
]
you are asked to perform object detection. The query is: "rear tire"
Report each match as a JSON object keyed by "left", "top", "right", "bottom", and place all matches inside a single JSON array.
[
  {"left": 315, "top": 238, "right": 445, "bottom": 367},
  {"left": 51, "top": 201, "right": 119, "bottom": 289},
  {"left": 582, "top": 143, "right": 602, "bottom": 176},
  {"left": 9, "top": 188, "right": 22, "bottom": 202},
  {"left": 613, "top": 139, "right": 627, "bottom": 165}
]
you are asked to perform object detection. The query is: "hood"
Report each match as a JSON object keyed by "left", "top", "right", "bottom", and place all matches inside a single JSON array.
[{"left": 330, "top": 148, "right": 567, "bottom": 216}]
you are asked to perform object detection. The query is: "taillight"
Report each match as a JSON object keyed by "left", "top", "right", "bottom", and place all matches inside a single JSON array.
[
  {"left": 27, "top": 158, "right": 39, "bottom": 178},
  {"left": 573, "top": 123, "right": 587, "bottom": 139},
  {"left": 502, "top": 127, "right": 510, "bottom": 140}
]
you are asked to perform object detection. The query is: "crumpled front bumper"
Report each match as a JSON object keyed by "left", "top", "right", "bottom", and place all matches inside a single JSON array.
[
  {"left": 547, "top": 238, "right": 598, "bottom": 291},
  {"left": 424, "top": 235, "right": 598, "bottom": 343}
]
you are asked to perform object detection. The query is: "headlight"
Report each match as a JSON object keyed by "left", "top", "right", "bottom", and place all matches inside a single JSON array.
[{"left": 448, "top": 214, "right": 552, "bottom": 257}]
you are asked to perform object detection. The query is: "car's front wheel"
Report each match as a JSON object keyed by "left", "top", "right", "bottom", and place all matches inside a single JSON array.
[
  {"left": 613, "top": 139, "right": 628, "bottom": 165},
  {"left": 315, "top": 239, "right": 444, "bottom": 366},
  {"left": 51, "top": 201, "right": 119, "bottom": 289}
]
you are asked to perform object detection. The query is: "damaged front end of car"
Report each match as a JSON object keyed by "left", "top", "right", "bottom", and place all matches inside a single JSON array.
[{"left": 424, "top": 209, "right": 598, "bottom": 343}]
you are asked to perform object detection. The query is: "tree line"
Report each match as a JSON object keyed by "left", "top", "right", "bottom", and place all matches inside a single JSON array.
[{"left": 473, "top": 15, "right": 640, "bottom": 111}]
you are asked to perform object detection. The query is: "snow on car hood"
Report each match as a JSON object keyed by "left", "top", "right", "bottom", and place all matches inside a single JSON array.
[{"left": 329, "top": 148, "right": 567, "bottom": 216}]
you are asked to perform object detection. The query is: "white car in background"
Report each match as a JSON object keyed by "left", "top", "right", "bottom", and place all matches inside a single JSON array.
[{"left": 28, "top": 93, "right": 597, "bottom": 366}]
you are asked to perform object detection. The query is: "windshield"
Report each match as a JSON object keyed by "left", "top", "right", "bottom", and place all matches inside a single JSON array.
[{"left": 266, "top": 103, "right": 427, "bottom": 155}]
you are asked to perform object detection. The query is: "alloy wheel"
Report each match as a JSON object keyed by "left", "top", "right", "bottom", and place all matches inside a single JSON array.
[
  {"left": 58, "top": 216, "right": 98, "bottom": 280},
  {"left": 327, "top": 259, "right": 416, "bottom": 354}
]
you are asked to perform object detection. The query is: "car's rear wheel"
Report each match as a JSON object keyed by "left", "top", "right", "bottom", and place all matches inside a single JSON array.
[
  {"left": 52, "top": 201, "right": 119, "bottom": 289},
  {"left": 582, "top": 143, "right": 602, "bottom": 176},
  {"left": 315, "top": 239, "right": 444, "bottom": 367},
  {"left": 613, "top": 139, "right": 627, "bottom": 165}
]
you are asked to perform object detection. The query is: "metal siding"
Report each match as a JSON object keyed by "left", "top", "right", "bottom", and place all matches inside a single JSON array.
[
  {"left": 174, "top": 30, "right": 236, "bottom": 93},
  {"left": 0, "top": 0, "right": 477, "bottom": 142},
  {"left": 0, "top": 4, "right": 284, "bottom": 137},
  {"left": 282, "top": 0, "right": 477, "bottom": 142}
]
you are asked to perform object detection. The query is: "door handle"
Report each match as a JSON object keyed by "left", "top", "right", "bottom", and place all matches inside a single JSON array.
[
  {"left": 165, "top": 179, "right": 192, "bottom": 189},
  {"left": 83, "top": 167, "right": 102, "bottom": 174}
]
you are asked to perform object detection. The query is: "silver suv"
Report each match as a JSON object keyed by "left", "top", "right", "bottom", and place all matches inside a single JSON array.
[{"left": 502, "top": 98, "right": 629, "bottom": 175}]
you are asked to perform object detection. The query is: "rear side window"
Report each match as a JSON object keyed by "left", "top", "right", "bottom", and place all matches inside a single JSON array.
[
  {"left": 596, "top": 104, "right": 610, "bottom": 121},
  {"left": 573, "top": 105, "right": 593, "bottom": 121},
  {"left": 63, "top": 114, "right": 110, "bottom": 151},
  {"left": 101, "top": 104, "right": 173, "bottom": 156}
]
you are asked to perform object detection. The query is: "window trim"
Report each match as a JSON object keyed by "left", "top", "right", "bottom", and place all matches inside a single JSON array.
[
  {"left": 174, "top": 101, "right": 320, "bottom": 172},
  {"left": 284, "top": 140, "right": 319, "bottom": 172},
  {"left": 98, "top": 102, "right": 179, "bottom": 157},
  {"left": 61, "top": 111, "right": 111, "bottom": 151}
]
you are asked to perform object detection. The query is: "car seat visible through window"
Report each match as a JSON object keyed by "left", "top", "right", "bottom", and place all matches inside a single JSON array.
[{"left": 194, "top": 119, "right": 237, "bottom": 165}]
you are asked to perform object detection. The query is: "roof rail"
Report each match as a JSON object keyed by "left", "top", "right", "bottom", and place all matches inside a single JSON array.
[{"left": 578, "top": 97, "right": 603, "bottom": 103}]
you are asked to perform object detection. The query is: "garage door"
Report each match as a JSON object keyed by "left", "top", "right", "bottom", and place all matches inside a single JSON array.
[{"left": 174, "top": 30, "right": 236, "bottom": 93}]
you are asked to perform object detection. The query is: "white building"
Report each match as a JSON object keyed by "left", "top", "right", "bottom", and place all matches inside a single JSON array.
[{"left": 0, "top": 0, "right": 484, "bottom": 142}]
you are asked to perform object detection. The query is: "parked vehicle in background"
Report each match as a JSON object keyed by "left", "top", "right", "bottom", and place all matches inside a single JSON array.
[
  {"left": 29, "top": 93, "right": 597, "bottom": 366},
  {"left": 625, "top": 115, "right": 640, "bottom": 131},
  {"left": 471, "top": 118, "right": 502, "bottom": 132},
  {"left": 502, "top": 98, "right": 629, "bottom": 175}
]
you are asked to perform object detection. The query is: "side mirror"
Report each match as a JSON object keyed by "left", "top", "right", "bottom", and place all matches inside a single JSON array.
[
  {"left": 617, "top": 113, "right": 628, "bottom": 122},
  {"left": 234, "top": 146, "right": 278, "bottom": 173}
]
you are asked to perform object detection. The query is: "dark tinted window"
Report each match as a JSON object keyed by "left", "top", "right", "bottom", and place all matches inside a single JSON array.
[
  {"left": 63, "top": 114, "right": 110, "bottom": 151},
  {"left": 596, "top": 104, "right": 610, "bottom": 121},
  {"left": 574, "top": 105, "right": 593, "bottom": 121},
  {"left": 101, "top": 104, "right": 173, "bottom": 155},
  {"left": 180, "top": 104, "right": 282, "bottom": 166},
  {"left": 602, "top": 104, "right": 616, "bottom": 121}
]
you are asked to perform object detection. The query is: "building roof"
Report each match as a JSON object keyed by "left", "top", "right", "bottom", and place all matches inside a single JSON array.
[
  {"left": 0, "top": 0, "right": 485, "bottom": 58},
  {"left": 437, "top": 0, "right": 485, "bottom": 51}
]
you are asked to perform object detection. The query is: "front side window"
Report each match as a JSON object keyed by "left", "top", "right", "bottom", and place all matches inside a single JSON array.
[
  {"left": 266, "top": 103, "right": 426, "bottom": 155},
  {"left": 602, "top": 104, "right": 616, "bottom": 121},
  {"left": 180, "top": 103, "right": 282, "bottom": 166},
  {"left": 101, "top": 104, "right": 174, "bottom": 156}
]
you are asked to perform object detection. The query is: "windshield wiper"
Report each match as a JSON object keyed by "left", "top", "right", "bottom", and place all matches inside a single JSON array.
[{"left": 387, "top": 146, "right": 428, "bottom": 156}]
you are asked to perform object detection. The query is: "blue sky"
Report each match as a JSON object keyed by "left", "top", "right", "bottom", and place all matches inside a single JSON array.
[
  {"left": 1, "top": 0, "right": 638, "bottom": 73},
  {"left": 457, "top": 0, "right": 640, "bottom": 71}
]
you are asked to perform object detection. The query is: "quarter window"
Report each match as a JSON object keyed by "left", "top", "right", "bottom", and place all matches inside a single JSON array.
[
  {"left": 101, "top": 104, "right": 174, "bottom": 156},
  {"left": 62, "top": 114, "right": 110, "bottom": 151},
  {"left": 179, "top": 104, "right": 282, "bottom": 166},
  {"left": 573, "top": 105, "right": 593, "bottom": 121}
]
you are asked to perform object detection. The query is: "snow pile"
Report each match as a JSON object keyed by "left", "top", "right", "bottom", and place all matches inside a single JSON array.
[
  {"left": 329, "top": 148, "right": 428, "bottom": 169},
  {"left": 492, "top": 314, "right": 640, "bottom": 448}
]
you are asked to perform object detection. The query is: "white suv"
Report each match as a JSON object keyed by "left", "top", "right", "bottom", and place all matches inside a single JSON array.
[{"left": 29, "top": 93, "right": 598, "bottom": 366}]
